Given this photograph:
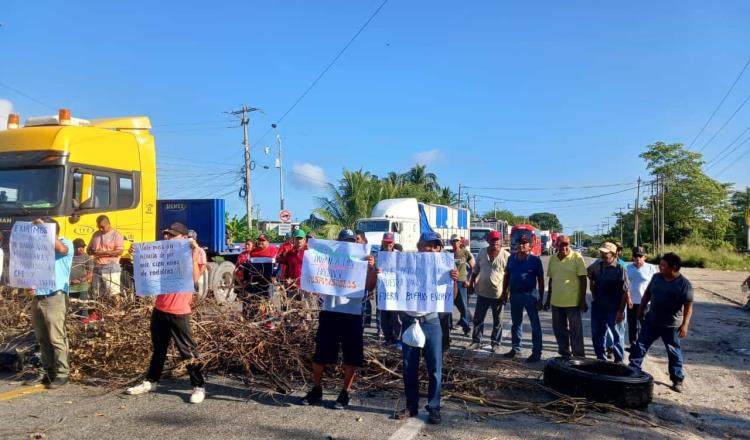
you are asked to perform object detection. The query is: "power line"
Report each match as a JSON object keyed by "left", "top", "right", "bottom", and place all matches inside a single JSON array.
[
  {"left": 688, "top": 56, "right": 750, "bottom": 149},
  {"left": 714, "top": 144, "right": 750, "bottom": 177},
  {"left": 0, "top": 81, "right": 57, "bottom": 111},
  {"left": 462, "top": 181, "right": 635, "bottom": 191},
  {"left": 473, "top": 185, "right": 641, "bottom": 204},
  {"left": 698, "top": 92, "right": 750, "bottom": 152},
  {"left": 245, "top": 0, "right": 390, "bottom": 152},
  {"left": 705, "top": 128, "right": 750, "bottom": 170}
]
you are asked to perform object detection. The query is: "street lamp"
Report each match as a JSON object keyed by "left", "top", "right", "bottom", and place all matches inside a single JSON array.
[{"left": 271, "top": 123, "right": 285, "bottom": 211}]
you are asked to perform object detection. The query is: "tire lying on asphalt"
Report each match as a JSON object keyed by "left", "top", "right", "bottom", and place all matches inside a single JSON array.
[{"left": 543, "top": 357, "right": 653, "bottom": 408}]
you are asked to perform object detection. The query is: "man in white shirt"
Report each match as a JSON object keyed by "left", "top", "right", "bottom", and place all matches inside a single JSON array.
[{"left": 626, "top": 246, "right": 657, "bottom": 350}]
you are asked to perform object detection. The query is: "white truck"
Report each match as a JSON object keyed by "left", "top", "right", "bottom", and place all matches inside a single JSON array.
[
  {"left": 355, "top": 198, "right": 471, "bottom": 251},
  {"left": 540, "top": 230, "right": 553, "bottom": 255}
]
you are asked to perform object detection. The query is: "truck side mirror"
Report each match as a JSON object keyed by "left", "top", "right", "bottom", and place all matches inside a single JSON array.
[{"left": 76, "top": 173, "right": 95, "bottom": 210}]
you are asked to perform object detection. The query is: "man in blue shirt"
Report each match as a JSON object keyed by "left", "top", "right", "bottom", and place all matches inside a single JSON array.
[
  {"left": 501, "top": 235, "right": 545, "bottom": 363},
  {"left": 28, "top": 218, "right": 74, "bottom": 388}
]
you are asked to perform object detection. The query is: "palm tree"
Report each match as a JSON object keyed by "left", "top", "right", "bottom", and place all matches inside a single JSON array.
[
  {"left": 314, "top": 169, "right": 381, "bottom": 238},
  {"left": 402, "top": 164, "right": 438, "bottom": 192}
]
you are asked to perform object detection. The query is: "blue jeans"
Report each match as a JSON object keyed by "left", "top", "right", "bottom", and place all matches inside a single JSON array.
[
  {"left": 629, "top": 320, "right": 685, "bottom": 382},
  {"left": 510, "top": 292, "right": 542, "bottom": 355},
  {"left": 455, "top": 284, "right": 471, "bottom": 332},
  {"left": 605, "top": 312, "right": 627, "bottom": 350},
  {"left": 400, "top": 313, "right": 442, "bottom": 412},
  {"left": 591, "top": 304, "right": 625, "bottom": 361},
  {"left": 472, "top": 295, "right": 502, "bottom": 345}
]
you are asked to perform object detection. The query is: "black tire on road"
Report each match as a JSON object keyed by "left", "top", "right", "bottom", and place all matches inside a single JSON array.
[
  {"left": 543, "top": 357, "right": 653, "bottom": 408},
  {"left": 210, "top": 261, "right": 237, "bottom": 304}
]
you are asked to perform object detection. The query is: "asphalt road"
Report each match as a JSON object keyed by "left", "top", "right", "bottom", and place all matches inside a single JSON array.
[{"left": 2, "top": 256, "right": 749, "bottom": 440}]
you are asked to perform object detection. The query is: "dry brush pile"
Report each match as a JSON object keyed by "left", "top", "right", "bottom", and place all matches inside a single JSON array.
[{"left": 0, "top": 288, "right": 665, "bottom": 428}]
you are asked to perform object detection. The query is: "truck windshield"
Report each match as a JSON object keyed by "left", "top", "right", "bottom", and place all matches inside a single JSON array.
[
  {"left": 511, "top": 230, "right": 534, "bottom": 245},
  {"left": 0, "top": 167, "right": 63, "bottom": 210},
  {"left": 470, "top": 230, "right": 490, "bottom": 241},
  {"left": 355, "top": 220, "right": 390, "bottom": 232}
]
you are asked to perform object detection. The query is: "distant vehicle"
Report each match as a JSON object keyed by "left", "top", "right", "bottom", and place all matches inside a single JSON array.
[
  {"left": 540, "top": 230, "right": 553, "bottom": 255},
  {"left": 355, "top": 198, "right": 470, "bottom": 251},
  {"left": 470, "top": 219, "right": 509, "bottom": 255},
  {"left": 510, "top": 224, "right": 542, "bottom": 256}
]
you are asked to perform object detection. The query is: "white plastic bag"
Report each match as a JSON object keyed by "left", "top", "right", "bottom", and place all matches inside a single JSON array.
[{"left": 402, "top": 320, "right": 426, "bottom": 348}]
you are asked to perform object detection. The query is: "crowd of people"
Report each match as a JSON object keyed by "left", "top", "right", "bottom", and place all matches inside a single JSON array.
[{"left": 15, "top": 217, "right": 696, "bottom": 424}]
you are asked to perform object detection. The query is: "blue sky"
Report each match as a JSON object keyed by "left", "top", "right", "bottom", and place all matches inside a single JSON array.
[{"left": 2, "top": 0, "right": 749, "bottom": 234}]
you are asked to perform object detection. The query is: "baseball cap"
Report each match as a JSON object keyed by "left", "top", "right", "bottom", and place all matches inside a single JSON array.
[
  {"left": 293, "top": 229, "right": 306, "bottom": 239},
  {"left": 598, "top": 242, "right": 617, "bottom": 254},
  {"left": 337, "top": 229, "right": 357, "bottom": 242},
  {"left": 632, "top": 246, "right": 646, "bottom": 257},
  {"left": 163, "top": 222, "right": 189, "bottom": 236},
  {"left": 487, "top": 231, "right": 501, "bottom": 241},
  {"left": 450, "top": 233, "right": 460, "bottom": 241},
  {"left": 187, "top": 229, "right": 198, "bottom": 240},
  {"left": 518, "top": 235, "right": 530, "bottom": 244},
  {"left": 257, "top": 234, "right": 269, "bottom": 242},
  {"left": 419, "top": 231, "right": 442, "bottom": 244},
  {"left": 382, "top": 232, "right": 395, "bottom": 243},
  {"left": 73, "top": 238, "right": 86, "bottom": 248}
]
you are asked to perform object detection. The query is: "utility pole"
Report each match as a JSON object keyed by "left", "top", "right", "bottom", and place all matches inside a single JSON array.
[
  {"left": 660, "top": 175, "right": 666, "bottom": 251},
  {"left": 619, "top": 207, "right": 624, "bottom": 245},
  {"left": 230, "top": 105, "right": 261, "bottom": 231},
  {"left": 651, "top": 180, "right": 657, "bottom": 252},
  {"left": 457, "top": 184, "right": 462, "bottom": 208},
  {"left": 493, "top": 201, "right": 501, "bottom": 220},
  {"left": 271, "top": 123, "right": 285, "bottom": 211},
  {"left": 634, "top": 177, "right": 641, "bottom": 247}
]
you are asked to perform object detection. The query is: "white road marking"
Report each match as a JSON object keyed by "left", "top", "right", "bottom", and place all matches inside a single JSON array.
[{"left": 387, "top": 415, "right": 427, "bottom": 440}]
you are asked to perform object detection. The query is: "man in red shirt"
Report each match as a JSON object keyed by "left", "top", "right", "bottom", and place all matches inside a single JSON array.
[
  {"left": 126, "top": 222, "right": 206, "bottom": 404},
  {"left": 278, "top": 229, "right": 308, "bottom": 292}
]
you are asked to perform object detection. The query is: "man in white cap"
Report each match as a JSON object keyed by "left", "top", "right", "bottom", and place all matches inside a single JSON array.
[{"left": 587, "top": 242, "right": 630, "bottom": 362}]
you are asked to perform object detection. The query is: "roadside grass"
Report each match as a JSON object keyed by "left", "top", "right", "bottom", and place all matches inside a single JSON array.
[{"left": 588, "top": 244, "right": 750, "bottom": 271}]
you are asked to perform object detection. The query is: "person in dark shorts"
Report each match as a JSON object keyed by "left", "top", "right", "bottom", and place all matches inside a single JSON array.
[
  {"left": 629, "top": 252, "right": 694, "bottom": 393},
  {"left": 301, "top": 229, "right": 377, "bottom": 410}
]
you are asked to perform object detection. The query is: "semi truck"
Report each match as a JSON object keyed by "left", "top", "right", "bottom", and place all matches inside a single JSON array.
[
  {"left": 355, "top": 198, "right": 470, "bottom": 251},
  {"left": 0, "top": 109, "right": 238, "bottom": 302},
  {"left": 469, "top": 220, "right": 510, "bottom": 255},
  {"left": 540, "top": 230, "right": 553, "bottom": 255},
  {"left": 510, "top": 224, "right": 542, "bottom": 256}
]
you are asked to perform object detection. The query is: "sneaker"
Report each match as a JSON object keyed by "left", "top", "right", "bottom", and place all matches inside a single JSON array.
[
  {"left": 126, "top": 380, "right": 157, "bottom": 395},
  {"left": 23, "top": 371, "right": 50, "bottom": 386},
  {"left": 466, "top": 342, "right": 481, "bottom": 350},
  {"left": 394, "top": 408, "right": 418, "bottom": 420},
  {"left": 671, "top": 381, "right": 684, "bottom": 393},
  {"left": 463, "top": 328, "right": 471, "bottom": 337},
  {"left": 427, "top": 407, "right": 442, "bottom": 425},
  {"left": 46, "top": 376, "right": 69, "bottom": 389},
  {"left": 333, "top": 390, "right": 349, "bottom": 410},
  {"left": 301, "top": 385, "right": 322, "bottom": 405},
  {"left": 490, "top": 344, "right": 498, "bottom": 354},
  {"left": 190, "top": 387, "right": 206, "bottom": 404},
  {"left": 526, "top": 354, "right": 541, "bottom": 363},
  {"left": 503, "top": 349, "right": 518, "bottom": 358}
]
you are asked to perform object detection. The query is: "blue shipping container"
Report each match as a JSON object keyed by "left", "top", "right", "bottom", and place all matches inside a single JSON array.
[{"left": 157, "top": 199, "right": 226, "bottom": 254}]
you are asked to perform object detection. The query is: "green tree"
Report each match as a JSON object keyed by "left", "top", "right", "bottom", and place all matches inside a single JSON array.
[
  {"left": 225, "top": 213, "right": 251, "bottom": 244},
  {"left": 728, "top": 187, "right": 750, "bottom": 250},
  {"left": 528, "top": 212, "right": 563, "bottom": 231},
  {"left": 639, "top": 141, "right": 732, "bottom": 245},
  {"left": 314, "top": 169, "right": 382, "bottom": 238}
]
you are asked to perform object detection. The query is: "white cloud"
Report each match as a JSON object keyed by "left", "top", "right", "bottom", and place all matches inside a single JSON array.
[
  {"left": 0, "top": 99, "right": 13, "bottom": 130},
  {"left": 288, "top": 162, "right": 329, "bottom": 191},
  {"left": 413, "top": 149, "right": 443, "bottom": 165}
]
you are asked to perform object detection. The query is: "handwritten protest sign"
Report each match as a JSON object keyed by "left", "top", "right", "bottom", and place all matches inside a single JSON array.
[
  {"left": 133, "top": 239, "right": 194, "bottom": 296},
  {"left": 9, "top": 222, "right": 56, "bottom": 289},
  {"left": 301, "top": 239, "right": 371, "bottom": 297},
  {"left": 377, "top": 252, "right": 455, "bottom": 313}
]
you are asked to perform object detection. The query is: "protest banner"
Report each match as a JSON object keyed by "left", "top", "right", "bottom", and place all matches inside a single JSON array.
[
  {"left": 377, "top": 251, "right": 455, "bottom": 313},
  {"left": 133, "top": 239, "right": 194, "bottom": 296},
  {"left": 9, "top": 222, "right": 56, "bottom": 289},
  {"left": 301, "top": 238, "right": 371, "bottom": 297}
]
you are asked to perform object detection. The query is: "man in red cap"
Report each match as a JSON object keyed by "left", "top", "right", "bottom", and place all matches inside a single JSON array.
[
  {"left": 468, "top": 230, "right": 509, "bottom": 352},
  {"left": 379, "top": 232, "right": 402, "bottom": 348}
]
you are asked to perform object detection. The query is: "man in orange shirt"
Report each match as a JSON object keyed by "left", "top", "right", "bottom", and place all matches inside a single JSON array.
[
  {"left": 126, "top": 222, "right": 207, "bottom": 404},
  {"left": 87, "top": 215, "right": 125, "bottom": 297}
]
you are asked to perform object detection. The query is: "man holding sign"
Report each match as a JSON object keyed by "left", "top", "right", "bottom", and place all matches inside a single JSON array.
[
  {"left": 17, "top": 219, "right": 74, "bottom": 388},
  {"left": 379, "top": 231, "right": 458, "bottom": 425},
  {"left": 300, "top": 229, "right": 376, "bottom": 410},
  {"left": 126, "top": 222, "right": 207, "bottom": 404}
]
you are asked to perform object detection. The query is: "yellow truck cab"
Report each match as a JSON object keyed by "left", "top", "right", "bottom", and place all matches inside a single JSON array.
[{"left": 0, "top": 109, "right": 157, "bottom": 274}]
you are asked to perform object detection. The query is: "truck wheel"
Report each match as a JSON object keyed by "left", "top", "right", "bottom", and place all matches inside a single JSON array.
[
  {"left": 543, "top": 357, "right": 653, "bottom": 408},
  {"left": 211, "top": 261, "right": 237, "bottom": 304},
  {"left": 196, "top": 265, "right": 210, "bottom": 300}
]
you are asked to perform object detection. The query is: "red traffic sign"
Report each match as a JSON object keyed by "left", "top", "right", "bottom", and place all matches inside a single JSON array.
[{"left": 279, "top": 209, "right": 292, "bottom": 223}]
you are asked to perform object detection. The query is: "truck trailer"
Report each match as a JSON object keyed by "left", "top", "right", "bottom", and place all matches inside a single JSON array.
[{"left": 355, "top": 198, "right": 470, "bottom": 251}]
